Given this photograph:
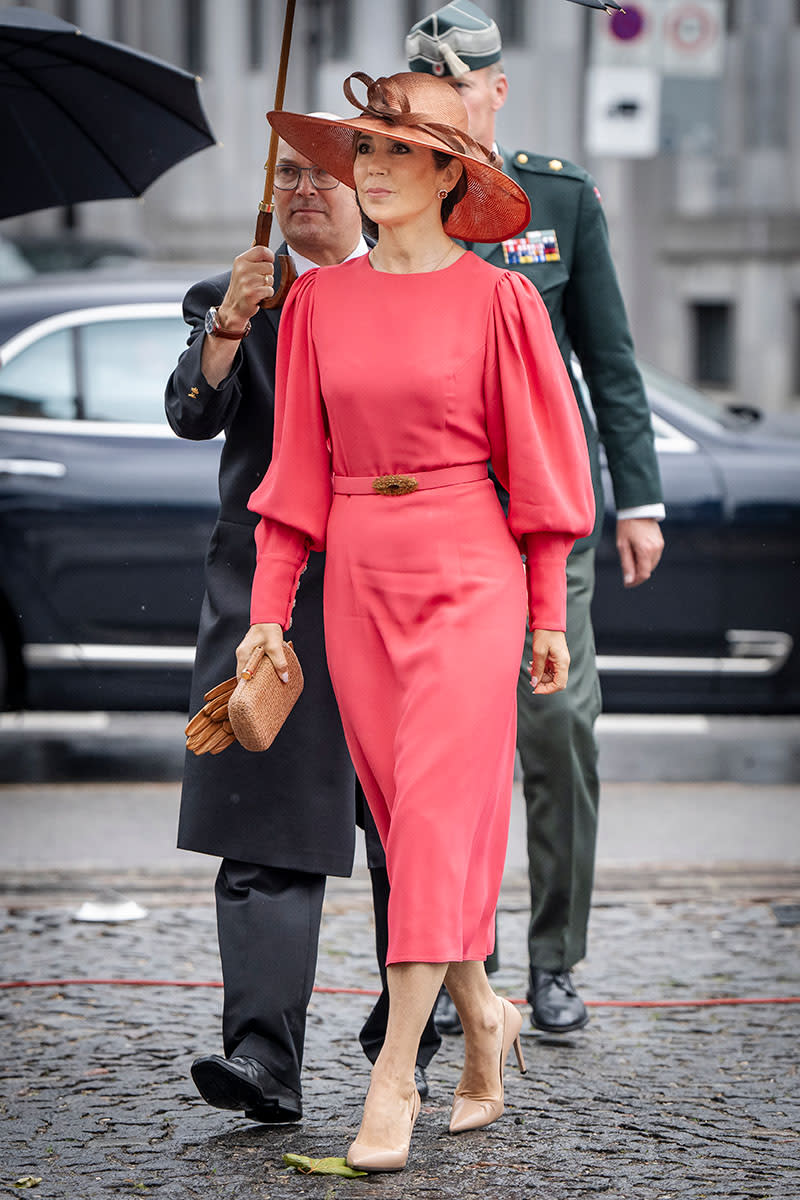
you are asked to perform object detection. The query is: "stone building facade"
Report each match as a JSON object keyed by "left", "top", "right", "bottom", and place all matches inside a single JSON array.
[{"left": 5, "top": 0, "right": 799, "bottom": 411}]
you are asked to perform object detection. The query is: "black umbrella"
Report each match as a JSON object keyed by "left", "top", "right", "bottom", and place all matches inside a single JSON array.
[
  {"left": 564, "top": 0, "right": 626, "bottom": 12},
  {"left": 0, "top": 6, "right": 216, "bottom": 220}
]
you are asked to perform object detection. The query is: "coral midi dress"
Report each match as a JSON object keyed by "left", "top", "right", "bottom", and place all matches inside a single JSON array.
[{"left": 248, "top": 251, "right": 594, "bottom": 966}]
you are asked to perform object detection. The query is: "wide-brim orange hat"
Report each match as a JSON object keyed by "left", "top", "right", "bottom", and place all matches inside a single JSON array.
[{"left": 267, "top": 72, "right": 530, "bottom": 243}]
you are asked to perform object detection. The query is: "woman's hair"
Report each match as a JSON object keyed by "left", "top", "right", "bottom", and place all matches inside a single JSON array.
[{"left": 354, "top": 141, "right": 468, "bottom": 239}]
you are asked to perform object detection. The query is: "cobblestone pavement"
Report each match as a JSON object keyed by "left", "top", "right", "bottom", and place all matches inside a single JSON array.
[{"left": 1, "top": 878, "right": 799, "bottom": 1200}]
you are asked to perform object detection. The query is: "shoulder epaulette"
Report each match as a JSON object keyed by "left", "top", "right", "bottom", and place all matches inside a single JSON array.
[{"left": 507, "top": 151, "right": 589, "bottom": 183}]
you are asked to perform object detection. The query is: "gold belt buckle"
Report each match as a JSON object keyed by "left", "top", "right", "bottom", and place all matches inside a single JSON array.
[{"left": 372, "top": 473, "right": 418, "bottom": 496}]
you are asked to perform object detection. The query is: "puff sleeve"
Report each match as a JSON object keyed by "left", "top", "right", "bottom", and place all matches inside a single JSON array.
[
  {"left": 485, "top": 271, "right": 595, "bottom": 631},
  {"left": 247, "top": 271, "right": 332, "bottom": 629}
]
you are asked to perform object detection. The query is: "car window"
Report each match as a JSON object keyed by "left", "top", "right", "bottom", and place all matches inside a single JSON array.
[
  {"left": 79, "top": 317, "right": 187, "bottom": 423},
  {"left": 639, "top": 362, "right": 747, "bottom": 432},
  {"left": 0, "top": 328, "right": 76, "bottom": 419},
  {"left": 0, "top": 236, "right": 36, "bottom": 283}
]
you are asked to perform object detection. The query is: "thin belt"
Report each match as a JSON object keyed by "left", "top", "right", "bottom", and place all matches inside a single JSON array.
[{"left": 332, "top": 462, "right": 488, "bottom": 497}]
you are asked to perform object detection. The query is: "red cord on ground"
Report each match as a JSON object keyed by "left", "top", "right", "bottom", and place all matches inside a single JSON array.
[{"left": 1, "top": 978, "right": 799, "bottom": 1008}]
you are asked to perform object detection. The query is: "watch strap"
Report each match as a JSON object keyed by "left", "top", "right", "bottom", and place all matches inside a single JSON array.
[
  {"left": 207, "top": 306, "right": 251, "bottom": 339},
  {"left": 212, "top": 321, "right": 251, "bottom": 340}
]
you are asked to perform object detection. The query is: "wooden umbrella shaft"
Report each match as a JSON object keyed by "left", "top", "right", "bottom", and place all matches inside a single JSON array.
[{"left": 255, "top": 0, "right": 297, "bottom": 251}]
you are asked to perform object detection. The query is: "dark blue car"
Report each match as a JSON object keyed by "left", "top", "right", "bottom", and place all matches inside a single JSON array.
[{"left": 1, "top": 270, "right": 798, "bottom": 713}]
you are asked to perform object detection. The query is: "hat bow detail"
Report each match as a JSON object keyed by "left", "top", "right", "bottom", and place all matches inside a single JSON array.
[{"left": 343, "top": 72, "right": 498, "bottom": 168}]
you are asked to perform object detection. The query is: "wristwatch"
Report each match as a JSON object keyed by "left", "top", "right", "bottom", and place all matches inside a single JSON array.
[{"left": 204, "top": 306, "right": 251, "bottom": 340}]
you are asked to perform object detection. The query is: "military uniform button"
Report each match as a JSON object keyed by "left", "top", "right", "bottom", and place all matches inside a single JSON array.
[
  {"left": 548, "top": 159, "right": 563, "bottom": 171},
  {"left": 516, "top": 152, "right": 529, "bottom": 164}
]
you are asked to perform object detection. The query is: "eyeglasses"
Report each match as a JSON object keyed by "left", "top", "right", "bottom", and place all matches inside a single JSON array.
[{"left": 273, "top": 164, "right": 340, "bottom": 191}]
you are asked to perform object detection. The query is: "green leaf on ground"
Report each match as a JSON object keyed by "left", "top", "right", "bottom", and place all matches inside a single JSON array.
[
  {"left": 14, "top": 1180, "right": 43, "bottom": 1189},
  {"left": 283, "top": 1154, "right": 366, "bottom": 1178}
]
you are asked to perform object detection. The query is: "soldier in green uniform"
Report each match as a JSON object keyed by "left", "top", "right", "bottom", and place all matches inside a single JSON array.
[{"left": 361, "top": 0, "right": 664, "bottom": 1056}]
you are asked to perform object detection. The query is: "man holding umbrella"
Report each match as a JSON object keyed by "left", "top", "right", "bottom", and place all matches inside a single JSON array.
[
  {"left": 165, "top": 132, "right": 367, "bottom": 1124},
  {"left": 361, "top": 0, "right": 664, "bottom": 1054}
]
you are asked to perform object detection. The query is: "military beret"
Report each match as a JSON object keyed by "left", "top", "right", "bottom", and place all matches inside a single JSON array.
[{"left": 406, "top": 1, "right": 502, "bottom": 79}]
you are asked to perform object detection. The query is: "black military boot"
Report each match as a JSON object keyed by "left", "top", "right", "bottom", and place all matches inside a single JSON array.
[{"left": 528, "top": 968, "right": 589, "bottom": 1033}]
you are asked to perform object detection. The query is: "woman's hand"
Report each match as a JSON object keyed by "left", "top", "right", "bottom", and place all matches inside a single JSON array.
[
  {"left": 235, "top": 622, "right": 289, "bottom": 683},
  {"left": 530, "top": 629, "right": 570, "bottom": 694}
]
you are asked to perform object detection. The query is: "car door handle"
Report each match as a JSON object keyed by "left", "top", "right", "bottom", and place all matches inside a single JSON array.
[{"left": 0, "top": 458, "right": 67, "bottom": 478}]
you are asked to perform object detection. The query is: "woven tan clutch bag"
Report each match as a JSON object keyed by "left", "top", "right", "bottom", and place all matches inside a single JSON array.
[{"left": 227, "top": 643, "right": 304, "bottom": 752}]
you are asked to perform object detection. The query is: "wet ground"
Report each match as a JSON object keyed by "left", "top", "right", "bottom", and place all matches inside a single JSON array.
[
  {"left": 2, "top": 885, "right": 799, "bottom": 1199},
  {"left": 2, "top": 714, "right": 799, "bottom": 1197}
]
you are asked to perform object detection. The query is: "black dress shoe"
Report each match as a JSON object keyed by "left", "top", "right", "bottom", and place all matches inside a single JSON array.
[
  {"left": 528, "top": 968, "right": 589, "bottom": 1034},
  {"left": 433, "top": 985, "right": 463, "bottom": 1036},
  {"left": 191, "top": 1055, "right": 302, "bottom": 1123},
  {"left": 414, "top": 1064, "right": 430, "bottom": 1100}
]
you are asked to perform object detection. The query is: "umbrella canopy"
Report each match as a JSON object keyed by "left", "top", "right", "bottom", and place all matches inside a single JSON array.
[
  {"left": 0, "top": 6, "right": 216, "bottom": 220},
  {"left": 564, "top": 0, "right": 626, "bottom": 11}
]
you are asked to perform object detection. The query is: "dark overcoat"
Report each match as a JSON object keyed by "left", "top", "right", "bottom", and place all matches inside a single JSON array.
[{"left": 164, "top": 250, "right": 356, "bottom": 876}]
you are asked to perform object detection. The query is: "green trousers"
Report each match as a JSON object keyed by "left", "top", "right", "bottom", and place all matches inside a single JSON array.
[{"left": 516, "top": 546, "right": 602, "bottom": 974}]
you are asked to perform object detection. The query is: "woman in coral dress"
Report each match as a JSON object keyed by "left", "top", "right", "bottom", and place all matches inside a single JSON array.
[{"left": 235, "top": 72, "right": 595, "bottom": 1171}]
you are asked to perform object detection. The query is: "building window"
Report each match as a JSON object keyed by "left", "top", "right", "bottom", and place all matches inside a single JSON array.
[
  {"left": 691, "top": 302, "right": 734, "bottom": 387},
  {"left": 183, "top": 0, "right": 205, "bottom": 75},
  {"left": 405, "top": 0, "right": 425, "bottom": 32},
  {"left": 497, "top": 0, "right": 527, "bottom": 46},
  {"left": 309, "top": 0, "right": 352, "bottom": 63},
  {"left": 112, "top": 0, "right": 126, "bottom": 44},
  {"left": 328, "top": 0, "right": 351, "bottom": 59},
  {"left": 248, "top": 0, "right": 265, "bottom": 71}
]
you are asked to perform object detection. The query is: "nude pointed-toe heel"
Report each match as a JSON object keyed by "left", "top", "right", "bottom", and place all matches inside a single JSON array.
[
  {"left": 449, "top": 997, "right": 527, "bottom": 1134},
  {"left": 346, "top": 1089, "right": 421, "bottom": 1173}
]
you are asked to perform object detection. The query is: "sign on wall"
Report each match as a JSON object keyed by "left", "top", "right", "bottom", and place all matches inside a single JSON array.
[
  {"left": 661, "top": 0, "right": 724, "bottom": 76},
  {"left": 586, "top": 0, "right": 724, "bottom": 155},
  {"left": 585, "top": 65, "right": 661, "bottom": 157}
]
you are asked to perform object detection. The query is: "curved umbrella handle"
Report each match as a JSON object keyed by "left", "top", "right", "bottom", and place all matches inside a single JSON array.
[
  {"left": 254, "top": 203, "right": 297, "bottom": 310},
  {"left": 265, "top": 253, "right": 297, "bottom": 309}
]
